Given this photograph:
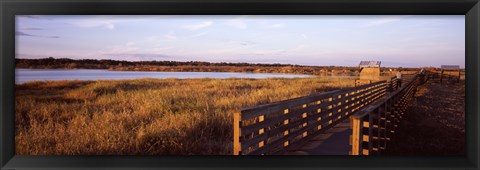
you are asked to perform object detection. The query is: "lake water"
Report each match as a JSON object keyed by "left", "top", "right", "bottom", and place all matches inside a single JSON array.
[{"left": 15, "top": 69, "right": 317, "bottom": 84}]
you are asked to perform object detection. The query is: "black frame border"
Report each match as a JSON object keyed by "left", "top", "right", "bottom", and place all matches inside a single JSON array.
[{"left": 1, "top": 0, "right": 479, "bottom": 169}]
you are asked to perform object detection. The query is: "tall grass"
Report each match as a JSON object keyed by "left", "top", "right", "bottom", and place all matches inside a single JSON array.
[{"left": 15, "top": 77, "right": 355, "bottom": 155}]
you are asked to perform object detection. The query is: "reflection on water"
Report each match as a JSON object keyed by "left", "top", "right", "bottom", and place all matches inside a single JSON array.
[{"left": 16, "top": 69, "right": 323, "bottom": 84}]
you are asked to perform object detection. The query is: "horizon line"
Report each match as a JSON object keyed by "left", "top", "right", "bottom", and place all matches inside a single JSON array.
[{"left": 15, "top": 57, "right": 464, "bottom": 69}]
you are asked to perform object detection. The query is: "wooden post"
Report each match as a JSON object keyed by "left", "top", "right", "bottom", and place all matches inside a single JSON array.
[
  {"left": 233, "top": 112, "right": 241, "bottom": 155},
  {"left": 367, "top": 113, "right": 374, "bottom": 155},
  {"left": 375, "top": 108, "right": 381, "bottom": 155},
  {"left": 380, "top": 103, "right": 388, "bottom": 151},
  {"left": 440, "top": 69, "right": 444, "bottom": 83},
  {"left": 350, "top": 116, "right": 362, "bottom": 155},
  {"left": 458, "top": 70, "right": 461, "bottom": 83}
]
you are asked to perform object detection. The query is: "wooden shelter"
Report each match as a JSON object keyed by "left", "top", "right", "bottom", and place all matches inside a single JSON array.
[
  {"left": 439, "top": 65, "right": 462, "bottom": 83},
  {"left": 441, "top": 65, "right": 460, "bottom": 70},
  {"left": 358, "top": 61, "right": 381, "bottom": 82}
]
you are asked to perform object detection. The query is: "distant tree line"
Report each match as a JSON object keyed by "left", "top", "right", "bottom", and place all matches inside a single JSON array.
[
  {"left": 15, "top": 57, "right": 421, "bottom": 75},
  {"left": 16, "top": 57, "right": 132, "bottom": 69},
  {"left": 16, "top": 57, "right": 311, "bottom": 68}
]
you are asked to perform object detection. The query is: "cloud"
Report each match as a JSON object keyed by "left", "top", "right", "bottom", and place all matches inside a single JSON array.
[
  {"left": 227, "top": 16, "right": 248, "bottom": 29},
  {"left": 208, "top": 46, "right": 246, "bottom": 54},
  {"left": 16, "top": 31, "right": 60, "bottom": 38},
  {"left": 301, "top": 34, "right": 307, "bottom": 39},
  {"left": 101, "top": 53, "right": 171, "bottom": 61},
  {"left": 236, "top": 44, "right": 306, "bottom": 56},
  {"left": 182, "top": 21, "right": 213, "bottom": 30},
  {"left": 68, "top": 17, "right": 122, "bottom": 30},
  {"left": 216, "top": 58, "right": 291, "bottom": 64},
  {"left": 191, "top": 31, "right": 209, "bottom": 38},
  {"left": 99, "top": 43, "right": 140, "bottom": 54},
  {"left": 226, "top": 40, "right": 256, "bottom": 46},
  {"left": 16, "top": 31, "right": 35, "bottom": 37},
  {"left": 17, "top": 15, "right": 53, "bottom": 20},
  {"left": 16, "top": 53, "right": 46, "bottom": 59},
  {"left": 45, "top": 36, "right": 61, "bottom": 38},
  {"left": 126, "top": 42, "right": 135, "bottom": 46},
  {"left": 105, "top": 22, "right": 115, "bottom": 30},
  {"left": 164, "top": 31, "right": 177, "bottom": 40},
  {"left": 152, "top": 47, "right": 174, "bottom": 52},
  {"left": 239, "top": 41, "right": 255, "bottom": 46},
  {"left": 248, "top": 49, "right": 288, "bottom": 56},
  {"left": 266, "top": 23, "right": 285, "bottom": 29},
  {"left": 145, "top": 32, "right": 178, "bottom": 42},
  {"left": 20, "top": 27, "right": 44, "bottom": 30},
  {"left": 101, "top": 47, "right": 140, "bottom": 54},
  {"left": 361, "top": 15, "right": 412, "bottom": 28},
  {"left": 98, "top": 41, "right": 175, "bottom": 60},
  {"left": 290, "top": 45, "right": 308, "bottom": 51}
]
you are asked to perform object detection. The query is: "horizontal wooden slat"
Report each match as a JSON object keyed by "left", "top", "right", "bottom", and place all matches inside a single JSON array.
[
  {"left": 240, "top": 84, "right": 387, "bottom": 137},
  {"left": 240, "top": 90, "right": 342, "bottom": 121},
  {"left": 240, "top": 132, "right": 268, "bottom": 149},
  {"left": 240, "top": 101, "right": 331, "bottom": 136},
  {"left": 243, "top": 105, "right": 343, "bottom": 151},
  {"left": 240, "top": 81, "right": 386, "bottom": 121}
]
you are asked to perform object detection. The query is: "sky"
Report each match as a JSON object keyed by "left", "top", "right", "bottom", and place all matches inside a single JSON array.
[{"left": 16, "top": 15, "right": 465, "bottom": 68}]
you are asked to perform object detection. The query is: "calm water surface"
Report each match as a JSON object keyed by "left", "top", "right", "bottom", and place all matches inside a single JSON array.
[{"left": 16, "top": 69, "right": 319, "bottom": 84}]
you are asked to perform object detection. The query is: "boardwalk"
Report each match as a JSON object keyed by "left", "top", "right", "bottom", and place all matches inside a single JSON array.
[
  {"left": 285, "top": 119, "right": 351, "bottom": 155},
  {"left": 285, "top": 92, "right": 394, "bottom": 155},
  {"left": 233, "top": 80, "right": 389, "bottom": 155},
  {"left": 234, "top": 70, "right": 464, "bottom": 155},
  {"left": 233, "top": 71, "right": 436, "bottom": 155}
]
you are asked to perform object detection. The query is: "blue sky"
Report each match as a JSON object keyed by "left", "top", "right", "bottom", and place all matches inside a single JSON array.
[{"left": 16, "top": 15, "right": 465, "bottom": 67}]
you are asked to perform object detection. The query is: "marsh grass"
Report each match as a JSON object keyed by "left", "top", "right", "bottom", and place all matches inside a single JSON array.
[{"left": 15, "top": 77, "right": 355, "bottom": 155}]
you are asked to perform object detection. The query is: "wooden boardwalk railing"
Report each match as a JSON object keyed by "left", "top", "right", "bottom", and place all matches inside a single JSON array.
[
  {"left": 389, "top": 76, "right": 399, "bottom": 91},
  {"left": 233, "top": 80, "right": 388, "bottom": 155},
  {"left": 429, "top": 69, "right": 464, "bottom": 83},
  {"left": 349, "top": 71, "right": 429, "bottom": 155}
]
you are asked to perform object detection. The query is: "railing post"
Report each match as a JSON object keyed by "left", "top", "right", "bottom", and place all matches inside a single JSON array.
[
  {"left": 233, "top": 112, "right": 241, "bottom": 155},
  {"left": 440, "top": 69, "right": 444, "bottom": 83},
  {"left": 386, "top": 98, "right": 394, "bottom": 140},
  {"left": 367, "top": 111, "right": 374, "bottom": 155},
  {"left": 388, "top": 77, "right": 393, "bottom": 92},
  {"left": 458, "top": 70, "right": 461, "bottom": 83},
  {"left": 374, "top": 107, "right": 381, "bottom": 155},
  {"left": 283, "top": 109, "right": 290, "bottom": 148},
  {"left": 350, "top": 116, "right": 362, "bottom": 155},
  {"left": 380, "top": 103, "right": 388, "bottom": 152}
]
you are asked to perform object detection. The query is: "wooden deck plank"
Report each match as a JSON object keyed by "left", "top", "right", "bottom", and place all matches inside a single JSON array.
[{"left": 284, "top": 119, "right": 352, "bottom": 155}]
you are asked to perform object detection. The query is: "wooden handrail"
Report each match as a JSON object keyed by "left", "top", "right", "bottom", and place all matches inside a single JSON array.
[
  {"left": 429, "top": 69, "right": 464, "bottom": 83},
  {"left": 234, "top": 80, "right": 388, "bottom": 155},
  {"left": 350, "top": 71, "right": 429, "bottom": 155}
]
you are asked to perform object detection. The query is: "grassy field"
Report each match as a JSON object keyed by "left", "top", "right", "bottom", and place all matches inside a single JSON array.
[{"left": 15, "top": 77, "right": 356, "bottom": 155}]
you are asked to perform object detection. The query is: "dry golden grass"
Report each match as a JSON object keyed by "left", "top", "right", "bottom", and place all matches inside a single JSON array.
[{"left": 15, "top": 77, "right": 356, "bottom": 155}]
